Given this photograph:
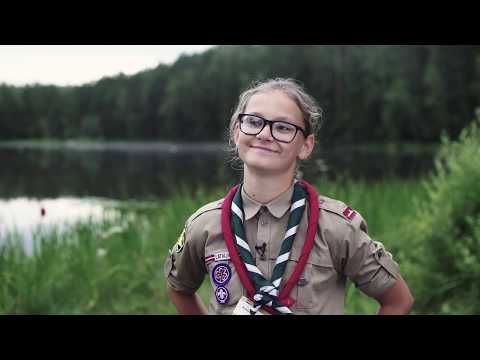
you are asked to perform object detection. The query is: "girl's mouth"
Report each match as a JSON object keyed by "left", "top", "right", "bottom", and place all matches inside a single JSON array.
[{"left": 250, "top": 145, "right": 278, "bottom": 153}]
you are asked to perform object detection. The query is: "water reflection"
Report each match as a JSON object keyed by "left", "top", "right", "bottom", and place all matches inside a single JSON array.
[
  {"left": 0, "top": 197, "right": 115, "bottom": 254},
  {"left": 0, "top": 146, "right": 234, "bottom": 199},
  {"left": 0, "top": 142, "right": 436, "bottom": 200}
]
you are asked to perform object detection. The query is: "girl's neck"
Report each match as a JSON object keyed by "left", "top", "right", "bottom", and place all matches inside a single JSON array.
[{"left": 242, "top": 167, "right": 296, "bottom": 204}]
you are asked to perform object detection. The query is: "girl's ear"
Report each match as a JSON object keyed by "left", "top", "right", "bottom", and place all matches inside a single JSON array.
[
  {"left": 233, "top": 121, "right": 240, "bottom": 146},
  {"left": 298, "top": 134, "right": 315, "bottom": 160}
]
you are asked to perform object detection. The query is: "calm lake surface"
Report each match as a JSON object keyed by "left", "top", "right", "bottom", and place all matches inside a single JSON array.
[
  {"left": 0, "top": 141, "right": 436, "bottom": 200},
  {"left": 0, "top": 140, "right": 436, "bottom": 247}
]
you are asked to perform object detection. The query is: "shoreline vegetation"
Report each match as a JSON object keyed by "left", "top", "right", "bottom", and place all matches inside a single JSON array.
[
  {"left": 0, "top": 138, "right": 440, "bottom": 148},
  {"left": 0, "top": 139, "right": 439, "bottom": 157},
  {"left": 0, "top": 139, "right": 226, "bottom": 153}
]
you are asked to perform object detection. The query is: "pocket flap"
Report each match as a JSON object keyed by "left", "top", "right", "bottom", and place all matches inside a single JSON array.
[{"left": 287, "top": 249, "right": 334, "bottom": 268}]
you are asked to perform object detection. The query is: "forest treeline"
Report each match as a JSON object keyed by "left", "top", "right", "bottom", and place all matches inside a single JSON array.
[{"left": 1, "top": 45, "right": 479, "bottom": 144}]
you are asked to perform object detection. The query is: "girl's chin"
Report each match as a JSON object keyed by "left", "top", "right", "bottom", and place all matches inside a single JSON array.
[{"left": 243, "top": 159, "right": 288, "bottom": 174}]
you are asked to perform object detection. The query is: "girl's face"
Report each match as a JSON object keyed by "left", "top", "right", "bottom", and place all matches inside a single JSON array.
[{"left": 233, "top": 90, "right": 315, "bottom": 176}]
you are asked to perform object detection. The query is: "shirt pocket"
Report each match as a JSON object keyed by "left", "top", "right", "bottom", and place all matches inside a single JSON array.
[{"left": 285, "top": 252, "right": 336, "bottom": 310}]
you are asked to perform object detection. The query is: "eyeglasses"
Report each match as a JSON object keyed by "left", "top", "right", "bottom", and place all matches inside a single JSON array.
[{"left": 238, "top": 113, "right": 307, "bottom": 144}]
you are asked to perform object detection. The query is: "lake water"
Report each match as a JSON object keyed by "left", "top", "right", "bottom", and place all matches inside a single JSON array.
[
  {"left": 0, "top": 141, "right": 436, "bottom": 248},
  {"left": 0, "top": 197, "right": 118, "bottom": 254},
  {"left": 0, "top": 141, "right": 436, "bottom": 199}
]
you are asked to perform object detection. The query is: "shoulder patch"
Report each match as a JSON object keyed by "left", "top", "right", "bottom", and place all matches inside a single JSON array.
[
  {"left": 173, "top": 227, "right": 186, "bottom": 253},
  {"left": 342, "top": 207, "right": 357, "bottom": 221}
]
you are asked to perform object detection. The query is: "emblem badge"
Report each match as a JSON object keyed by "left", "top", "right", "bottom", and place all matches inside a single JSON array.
[
  {"left": 212, "top": 263, "right": 232, "bottom": 286},
  {"left": 215, "top": 286, "right": 230, "bottom": 304},
  {"left": 173, "top": 228, "right": 186, "bottom": 253}
]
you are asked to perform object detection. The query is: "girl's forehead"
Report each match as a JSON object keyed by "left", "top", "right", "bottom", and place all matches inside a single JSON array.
[{"left": 245, "top": 90, "right": 303, "bottom": 121}]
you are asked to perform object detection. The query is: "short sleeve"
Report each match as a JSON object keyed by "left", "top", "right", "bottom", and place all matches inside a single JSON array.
[
  {"left": 341, "top": 215, "right": 401, "bottom": 299},
  {"left": 164, "top": 219, "right": 207, "bottom": 295}
]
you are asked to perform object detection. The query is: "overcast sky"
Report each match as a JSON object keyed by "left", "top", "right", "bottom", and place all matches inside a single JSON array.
[{"left": 0, "top": 45, "right": 215, "bottom": 87}]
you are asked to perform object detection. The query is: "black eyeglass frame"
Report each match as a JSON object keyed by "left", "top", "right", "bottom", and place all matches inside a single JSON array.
[{"left": 238, "top": 113, "right": 308, "bottom": 144}]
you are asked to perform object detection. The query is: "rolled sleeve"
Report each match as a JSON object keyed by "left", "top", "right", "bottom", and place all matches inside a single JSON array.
[
  {"left": 164, "top": 222, "right": 207, "bottom": 294},
  {"left": 343, "top": 217, "right": 401, "bottom": 299}
]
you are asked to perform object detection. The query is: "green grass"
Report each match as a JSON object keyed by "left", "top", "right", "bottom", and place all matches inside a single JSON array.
[{"left": 0, "top": 179, "right": 427, "bottom": 314}]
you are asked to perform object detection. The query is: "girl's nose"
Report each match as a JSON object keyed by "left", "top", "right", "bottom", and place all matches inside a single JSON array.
[{"left": 256, "top": 123, "right": 274, "bottom": 141}]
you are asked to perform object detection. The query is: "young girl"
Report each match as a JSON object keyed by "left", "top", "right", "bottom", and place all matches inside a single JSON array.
[{"left": 164, "top": 78, "right": 414, "bottom": 315}]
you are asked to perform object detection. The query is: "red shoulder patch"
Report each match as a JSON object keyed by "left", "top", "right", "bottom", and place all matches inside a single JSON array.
[{"left": 343, "top": 206, "right": 357, "bottom": 221}]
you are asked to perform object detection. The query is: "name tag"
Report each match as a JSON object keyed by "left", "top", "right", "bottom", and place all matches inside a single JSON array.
[
  {"left": 214, "top": 251, "right": 230, "bottom": 262},
  {"left": 232, "top": 296, "right": 270, "bottom": 315},
  {"left": 205, "top": 251, "right": 231, "bottom": 265}
]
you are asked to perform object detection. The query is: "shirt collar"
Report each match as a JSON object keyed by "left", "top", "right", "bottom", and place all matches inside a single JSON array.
[{"left": 241, "top": 183, "right": 294, "bottom": 220}]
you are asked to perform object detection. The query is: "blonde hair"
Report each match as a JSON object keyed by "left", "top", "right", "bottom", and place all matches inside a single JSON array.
[{"left": 227, "top": 78, "right": 323, "bottom": 166}]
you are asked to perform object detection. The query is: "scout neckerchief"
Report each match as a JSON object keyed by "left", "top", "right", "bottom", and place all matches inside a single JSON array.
[{"left": 221, "top": 179, "right": 319, "bottom": 315}]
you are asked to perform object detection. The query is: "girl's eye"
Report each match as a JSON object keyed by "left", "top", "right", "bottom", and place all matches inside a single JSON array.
[
  {"left": 246, "top": 117, "right": 263, "bottom": 127},
  {"left": 274, "top": 123, "right": 295, "bottom": 133}
]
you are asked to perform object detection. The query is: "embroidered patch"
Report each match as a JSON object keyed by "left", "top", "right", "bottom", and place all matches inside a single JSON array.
[
  {"left": 343, "top": 207, "right": 357, "bottom": 221},
  {"left": 173, "top": 228, "right": 186, "bottom": 253},
  {"left": 215, "top": 286, "right": 230, "bottom": 304},
  {"left": 212, "top": 263, "right": 232, "bottom": 286},
  {"left": 214, "top": 251, "right": 230, "bottom": 262}
]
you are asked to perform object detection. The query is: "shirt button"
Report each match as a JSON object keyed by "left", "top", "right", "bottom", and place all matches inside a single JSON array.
[
  {"left": 298, "top": 278, "right": 308, "bottom": 287},
  {"left": 261, "top": 220, "right": 268, "bottom": 226}
]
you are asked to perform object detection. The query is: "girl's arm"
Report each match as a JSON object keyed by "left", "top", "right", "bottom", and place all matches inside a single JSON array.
[
  {"left": 167, "top": 284, "right": 208, "bottom": 315},
  {"left": 375, "top": 275, "right": 414, "bottom": 315}
]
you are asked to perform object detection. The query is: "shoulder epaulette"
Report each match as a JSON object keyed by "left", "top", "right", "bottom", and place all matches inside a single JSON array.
[
  {"left": 318, "top": 195, "right": 359, "bottom": 223},
  {"left": 188, "top": 198, "right": 224, "bottom": 224}
]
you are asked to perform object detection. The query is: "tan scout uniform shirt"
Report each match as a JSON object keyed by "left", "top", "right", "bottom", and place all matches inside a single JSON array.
[{"left": 164, "top": 184, "right": 401, "bottom": 315}]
